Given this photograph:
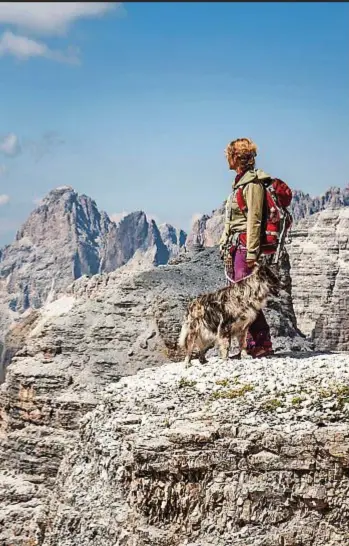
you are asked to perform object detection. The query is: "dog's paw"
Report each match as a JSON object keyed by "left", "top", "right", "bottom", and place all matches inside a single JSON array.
[
  {"left": 220, "top": 357, "right": 229, "bottom": 363},
  {"left": 229, "top": 352, "right": 242, "bottom": 360},
  {"left": 184, "top": 356, "right": 192, "bottom": 368},
  {"left": 240, "top": 350, "right": 253, "bottom": 360}
]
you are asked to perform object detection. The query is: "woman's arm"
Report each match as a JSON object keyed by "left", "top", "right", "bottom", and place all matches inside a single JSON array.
[{"left": 244, "top": 182, "right": 264, "bottom": 262}]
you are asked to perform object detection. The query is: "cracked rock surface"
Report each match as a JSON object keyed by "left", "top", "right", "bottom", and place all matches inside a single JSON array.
[
  {"left": 43, "top": 352, "right": 349, "bottom": 546},
  {"left": 0, "top": 246, "right": 307, "bottom": 545},
  {"left": 0, "top": 187, "right": 186, "bottom": 348},
  {"left": 289, "top": 207, "right": 349, "bottom": 351}
]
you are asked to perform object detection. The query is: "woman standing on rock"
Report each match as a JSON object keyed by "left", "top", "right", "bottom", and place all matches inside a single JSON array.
[{"left": 219, "top": 137, "right": 273, "bottom": 358}]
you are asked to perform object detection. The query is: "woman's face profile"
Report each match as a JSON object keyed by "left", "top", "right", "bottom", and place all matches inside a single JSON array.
[{"left": 224, "top": 147, "right": 237, "bottom": 171}]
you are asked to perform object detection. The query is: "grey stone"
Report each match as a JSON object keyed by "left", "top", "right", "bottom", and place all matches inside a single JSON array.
[
  {"left": 288, "top": 207, "right": 349, "bottom": 351},
  {"left": 0, "top": 187, "right": 186, "bottom": 353},
  {"left": 42, "top": 353, "right": 349, "bottom": 546},
  {"left": 0, "top": 246, "right": 306, "bottom": 545}
]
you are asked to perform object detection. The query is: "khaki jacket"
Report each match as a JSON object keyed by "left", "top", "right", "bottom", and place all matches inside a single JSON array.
[{"left": 219, "top": 169, "right": 271, "bottom": 261}]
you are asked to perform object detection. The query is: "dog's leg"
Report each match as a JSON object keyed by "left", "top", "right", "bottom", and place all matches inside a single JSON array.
[
  {"left": 198, "top": 349, "right": 208, "bottom": 364},
  {"left": 184, "top": 332, "right": 196, "bottom": 368},
  {"left": 218, "top": 320, "right": 232, "bottom": 362},
  {"left": 218, "top": 336, "right": 230, "bottom": 362},
  {"left": 238, "top": 328, "right": 252, "bottom": 360},
  {"left": 178, "top": 320, "right": 189, "bottom": 349},
  {"left": 184, "top": 355, "right": 192, "bottom": 367}
]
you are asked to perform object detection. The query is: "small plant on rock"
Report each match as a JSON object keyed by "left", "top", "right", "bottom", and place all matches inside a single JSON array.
[
  {"left": 318, "top": 383, "right": 349, "bottom": 410},
  {"left": 178, "top": 377, "right": 197, "bottom": 389},
  {"left": 319, "top": 383, "right": 349, "bottom": 399},
  {"left": 291, "top": 395, "right": 304, "bottom": 407},
  {"left": 210, "top": 383, "right": 254, "bottom": 400},
  {"left": 215, "top": 378, "right": 230, "bottom": 388},
  {"left": 262, "top": 398, "right": 283, "bottom": 412}
]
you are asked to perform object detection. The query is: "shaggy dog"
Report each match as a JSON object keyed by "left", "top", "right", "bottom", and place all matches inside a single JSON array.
[{"left": 178, "top": 263, "right": 280, "bottom": 366}]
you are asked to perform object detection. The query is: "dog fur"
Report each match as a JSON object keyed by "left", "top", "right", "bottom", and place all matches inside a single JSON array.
[{"left": 178, "top": 263, "right": 280, "bottom": 366}]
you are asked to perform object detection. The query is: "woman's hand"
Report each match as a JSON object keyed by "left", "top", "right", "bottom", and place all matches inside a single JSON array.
[{"left": 223, "top": 253, "right": 233, "bottom": 267}]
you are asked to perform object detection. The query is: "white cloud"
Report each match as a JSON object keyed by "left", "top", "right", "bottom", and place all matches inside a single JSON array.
[
  {"left": 0, "top": 31, "right": 79, "bottom": 64},
  {"left": 0, "top": 130, "right": 65, "bottom": 161},
  {"left": 0, "top": 3, "right": 120, "bottom": 36},
  {"left": 0, "top": 194, "right": 10, "bottom": 206},
  {"left": 0, "top": 133, "right": 21, "bottom": 156},
  {"left": 110, "top": 211, "right": 128, "bottom": 224},
  {"left": 26, "top": 131, "right": 65, "bottom": 161},
  {"left": 0, "top": 4, "right": 122, "bottom": 65}
]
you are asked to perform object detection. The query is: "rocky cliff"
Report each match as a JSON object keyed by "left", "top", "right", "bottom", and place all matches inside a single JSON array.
[
  {"left": 289, "top": 206, "right": 349, "bottom": 351},
  {"left": 0, "top": 186, "right": 111, "bottom": 339},
  {"left": 291, "top": 185, "right": 349, "bottom": 222},
  {"left": 159, "top": 223, "right": 187, "bottom": 259},
  {"left": 45, "top": 353, "right": 349, "bottom": 545},
  {"left": 0, "top": 246, "right": 308, "bottom": 545},
  {"left": 100, "top": 213, "right": 184, "bottom": 273},
  {"left": 0, "top": 187, "right": 186, "bottom": 343},
  {"left": 186, "top": 185, "right": 349, "bottom": 351}
]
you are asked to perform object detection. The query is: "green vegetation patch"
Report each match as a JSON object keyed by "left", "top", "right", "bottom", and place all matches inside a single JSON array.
[
  {"left": 178, "top": 377, "right": 197, "bottom": 389},
  {"left": 210, "top": 383, "right": 254, "bottom": 400},
  {"left": 261, "top": 398, "right": 283, "bottom": 413}
]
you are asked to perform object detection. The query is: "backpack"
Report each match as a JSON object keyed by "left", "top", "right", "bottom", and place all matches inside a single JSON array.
[{"left": 236, "top": 178, "right": 293, "bottom": 263}]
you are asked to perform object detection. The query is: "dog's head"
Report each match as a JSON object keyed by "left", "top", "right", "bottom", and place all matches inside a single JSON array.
[{"left": 255, "top": 262, "right": 280, "bottom": 296}]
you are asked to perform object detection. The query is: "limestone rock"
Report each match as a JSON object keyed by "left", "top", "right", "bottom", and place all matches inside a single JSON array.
[
  {"left": 0, "top": 187, "right": 111, "bottom": 341},
  {"left": 0, "top": 188, "right": 186, "bottom": 343},
  {"left": 159, "top": 223, "right": 187, "bottom": 259},
  {"left": 43, "top": 353, "right": 349, "bottom": 546},
  {"left": 100, "top": 212, "right": 187, "bottom": 272},
  {"left": 288, "top": 207, "right": 349, "bottom": 351},
  {"left": 186, "top": 206, "right": 224, "bottom": 249},
  {"left": 0, "top": 247, "right": 307, "bottom": 545},
  {"left": 291, "top": 185, "right": 349, "bottom": 222}
]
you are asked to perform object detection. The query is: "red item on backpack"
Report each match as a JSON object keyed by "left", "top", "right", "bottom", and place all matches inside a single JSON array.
[{"left": 236, "top": 178, "right": 293, "bottom": 256}]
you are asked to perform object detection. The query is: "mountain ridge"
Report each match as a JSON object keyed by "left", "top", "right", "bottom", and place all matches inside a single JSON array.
[{"left": 0, "top": 186, "right": 186, "bottom": 342}]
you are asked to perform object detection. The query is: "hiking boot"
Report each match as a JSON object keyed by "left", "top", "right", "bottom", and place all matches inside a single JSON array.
[{"left": 248, "top": 346, "right": 274, "bottom": 359}]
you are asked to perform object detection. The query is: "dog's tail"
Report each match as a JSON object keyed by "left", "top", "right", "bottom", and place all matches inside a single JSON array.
[{"left": 178, "top": 318, "right": 189, "bottom": 349}]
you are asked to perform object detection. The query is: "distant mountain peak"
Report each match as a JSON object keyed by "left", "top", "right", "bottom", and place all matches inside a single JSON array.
[{"left": 0, "top": 186, "right": 187, "bottom": 340}]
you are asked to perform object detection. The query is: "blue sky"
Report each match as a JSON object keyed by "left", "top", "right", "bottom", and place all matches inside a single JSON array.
[{"left": 0, "top": 2, "right": 348, "bottom": 245}]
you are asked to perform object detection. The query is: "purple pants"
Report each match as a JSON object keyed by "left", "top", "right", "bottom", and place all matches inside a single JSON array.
[{"left": 226, "top": 246, "right": 272, "bottom": 351}]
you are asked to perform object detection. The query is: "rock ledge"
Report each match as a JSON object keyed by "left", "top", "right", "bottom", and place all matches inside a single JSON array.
[{"left": 43, "top": 352, "right": 349, "bottom": 546}]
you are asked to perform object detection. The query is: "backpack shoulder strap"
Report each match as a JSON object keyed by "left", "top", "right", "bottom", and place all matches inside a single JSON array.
[{"left": 236, "top": 179, "right": 266, "bottom": 213}]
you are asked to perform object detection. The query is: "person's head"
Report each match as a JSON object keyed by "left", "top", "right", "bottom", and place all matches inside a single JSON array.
[{"left": 224, "top": 137, "right": 258, "bottom": 173}]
